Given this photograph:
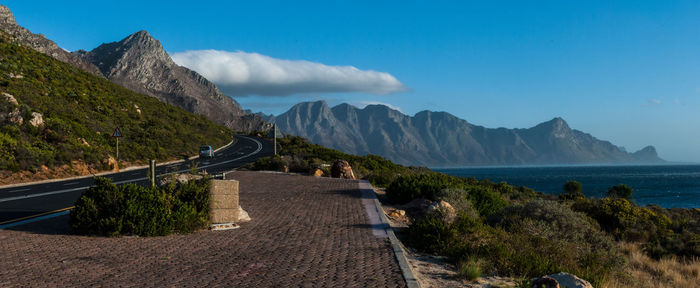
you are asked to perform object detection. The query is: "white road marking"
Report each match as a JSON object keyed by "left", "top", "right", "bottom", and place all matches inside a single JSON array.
[
  {"left": 8, "top": 188, "right": 31, "bottom": 193},
  {"left": 62, "top": 182, "right": 79, "bottom": 186}
]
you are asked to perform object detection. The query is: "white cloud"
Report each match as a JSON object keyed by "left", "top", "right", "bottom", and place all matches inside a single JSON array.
[
  {"left": 170, "top": 50, "right": 407, "bottom": 96},
  {"left": 647, "top": 99, "right": 662, "bottom": 105},
  {"left": 350, "top": 101, "right": 405, "bottom": 113}
]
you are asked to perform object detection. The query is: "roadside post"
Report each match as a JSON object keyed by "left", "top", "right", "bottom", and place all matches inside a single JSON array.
[
  {"left": 273, "top": 123, "right": 277, "bottom": 155},
  {"left": 149, "top": 160, "right": 156, "bottom": 187},
  {"left": 112, "top": 126, "right": 123, "bottom": 169}
]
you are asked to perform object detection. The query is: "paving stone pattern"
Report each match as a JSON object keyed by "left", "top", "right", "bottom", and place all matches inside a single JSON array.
[{"left": 0, "top": 171, "right": 406, "bottom": 287}]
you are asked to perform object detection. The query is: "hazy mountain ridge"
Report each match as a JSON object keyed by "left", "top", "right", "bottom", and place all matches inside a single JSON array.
[{"left": 270, "top": 101, "right": 664, "bottom": 166}]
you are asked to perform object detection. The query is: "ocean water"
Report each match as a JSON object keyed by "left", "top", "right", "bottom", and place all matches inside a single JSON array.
[{"left": 433, "top": 165, "right": 700, "bottom": 209}]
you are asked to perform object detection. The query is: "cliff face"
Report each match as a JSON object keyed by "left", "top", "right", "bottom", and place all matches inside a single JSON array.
[
  {"left": 76, "top": 30, "right": 268, "bottom": 132},
  {"left": 0, "top": 5, "right": 103, "bottom": 77},
  {"left": 271, "top": 101, "right": 664, "bottom": 166}
]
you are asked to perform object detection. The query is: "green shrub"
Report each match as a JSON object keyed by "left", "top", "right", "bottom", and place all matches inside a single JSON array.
[
  {"left": 436, "top": 188, "right": 473, "bottom": 213},
  {"left": 457, "top": 258, "right": 482, "bottom": 280},
  {"left": 607, "top": 184, "right": 634, "bottom": 200},
  {"left": 407, "top": 211, "right": 458, "bottom": 254},
  {"left": 465, "top": 186, "right": 508, "bottom": 217},
  {"left": 386, "top": 173, "right": 472, "bottom": 204},
  {"left": 120, "top": 184, "right": 173, "bottom": 236},
  {"left": 70, "top": 176, "right": 211, "bottom": 236},
  {"left": 560, "top": 180, "right": 585, "bottom": 200}
]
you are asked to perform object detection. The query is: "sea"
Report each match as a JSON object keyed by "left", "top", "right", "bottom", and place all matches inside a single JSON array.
[{"left": 433, "top": 164, "right": 700, "bottom": 209}]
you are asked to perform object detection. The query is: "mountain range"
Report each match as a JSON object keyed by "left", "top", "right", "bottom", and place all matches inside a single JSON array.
[
  {"left": 264, "top": 101, "right": 663, "bottom": 166},
  {"left": 0, "top": 5, "right": 266, "bottom": 132}
]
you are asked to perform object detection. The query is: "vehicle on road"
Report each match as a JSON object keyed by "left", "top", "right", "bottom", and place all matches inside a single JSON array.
[{"left": 199, "top": 145, "right": 214, "bottom": 158}]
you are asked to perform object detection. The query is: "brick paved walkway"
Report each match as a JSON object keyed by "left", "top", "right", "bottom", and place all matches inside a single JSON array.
[{"left": 0, "top": 171, "right": 406, "bottom": 287}]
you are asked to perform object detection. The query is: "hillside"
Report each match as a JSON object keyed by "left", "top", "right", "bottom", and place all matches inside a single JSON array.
[
  {"left": 0, "top": 30, "right": 231, "bottom": 182},
  {"left": 266, "top": 101, "right": 664, "bottom": 166}
]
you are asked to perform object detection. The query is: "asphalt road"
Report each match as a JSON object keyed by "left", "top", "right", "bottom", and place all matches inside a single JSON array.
[{"left": 0, "top": 135, "right": 274, "bottom": 225}]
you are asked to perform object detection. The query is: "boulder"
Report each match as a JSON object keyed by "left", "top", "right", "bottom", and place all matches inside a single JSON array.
[
  {"left": 8, "top": 109, "right": 22, "bottom": 124},
  {"left": 547, "top": 272, "right": 592, "bottom": 288},
  {"left": 428, "top": 200, "right": 457, "bottom": 223},
  {"left": 29, "top": 112, "right": 43, "bottom": 127},
  {"left": 2, "top": 92, "right": 18, "bottom": 105},
  {"left": 176, "top": 173, "right": 203, "bottom": 184},
  {"left": 238, "top": 206, "right": 251, "bottom": 222},
  {"left": 106, "top": 156, "right": 118, "bottom": 172},
  {"left": 388, "top": 208, "right": 406, "bottom": 219},
  {"left": 398, "top": 198, "right": 433, "bottom": 219},
  {"left": 158, "top": 173, "right": 203, "bottom": 186},
  {"left": 309, "top": 168, "right": 324, "bottom": 177},
  {"left": 331, "top": 160, "right": 355, "bottom": 179},
  {"left": 531, "top": 276, "right": 559, "bottom": 288}
]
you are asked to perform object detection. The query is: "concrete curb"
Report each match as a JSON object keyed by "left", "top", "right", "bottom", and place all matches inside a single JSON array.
[
  {"left": 359, "top": 180, "right": 420, "bottom": 288},
  {"left": 0, "top": 138, "right": 236, "bottom": 190}
]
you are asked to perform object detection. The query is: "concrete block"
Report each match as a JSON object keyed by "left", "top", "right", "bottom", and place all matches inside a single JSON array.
[
  {"left": 210, "top": 208, "right": 237, "bottom": 224},
  {"left": 210, "top": 193, "right": 237, "bottom": 210},
  {"left": 210, "top": 179, "right": 239, "bottom": 195},
  {"left": 209, "top": 179, "right": 240, "bottom": 224}
]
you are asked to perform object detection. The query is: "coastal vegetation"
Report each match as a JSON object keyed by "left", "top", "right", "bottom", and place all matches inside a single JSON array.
[
  {"left": 0, "top": 31, "right": 230, "bottom": 179},
  {"left": 70, "top": 176, "right": 211, "bottom": 236},
  {"left": 251, "top": 135, "right": 700, "bottom": 287},
  {"left": 246, "top": 135, "right": 429, "bottom": 187}
]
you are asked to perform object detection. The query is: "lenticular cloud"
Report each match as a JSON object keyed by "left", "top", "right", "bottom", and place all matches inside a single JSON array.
[{"left": 170, "top": 50, "right": 407, "bottom": 96}]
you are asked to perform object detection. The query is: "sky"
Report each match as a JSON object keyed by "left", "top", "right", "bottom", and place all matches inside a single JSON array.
[{"left": 3, "top": 1, "right": 700, "bottom": 162}]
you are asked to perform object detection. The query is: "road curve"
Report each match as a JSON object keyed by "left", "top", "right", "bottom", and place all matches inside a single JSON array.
[{"left": 0, "top": 135, "right": 274, "bottom": 225}]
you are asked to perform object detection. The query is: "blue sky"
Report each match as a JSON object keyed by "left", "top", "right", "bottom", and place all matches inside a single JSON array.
[{"left": 4, "top": 1, "right": 700, "bottom": 162}]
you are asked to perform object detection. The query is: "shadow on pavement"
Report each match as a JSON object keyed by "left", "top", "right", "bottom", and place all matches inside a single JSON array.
[{"left": 4, "top": 214, "right": 71, "bottom": 235}]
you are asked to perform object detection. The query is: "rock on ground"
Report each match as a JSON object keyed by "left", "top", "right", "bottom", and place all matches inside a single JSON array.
[
  {"left": 330, "top": 160, "right": 355, "bottom": 180},
  {"left": 532, "top": 272, "right": 592, "bottom": 288},
  {"left": 238, "top": 206, "right": 251, "bottom": 222}
]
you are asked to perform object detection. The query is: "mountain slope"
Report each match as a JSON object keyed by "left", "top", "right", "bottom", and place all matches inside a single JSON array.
[
  {"left": 0, "top": 5, "right": 103, "bottom": 77},
  {"left": 0, "top": 30, "right": 230, "bottom": 179},
  {"left": 75, "top": 30, "right": 267, "bottom": 132},
  {"left": 271, "top": 101, "right": 664, "bottom": 166}
]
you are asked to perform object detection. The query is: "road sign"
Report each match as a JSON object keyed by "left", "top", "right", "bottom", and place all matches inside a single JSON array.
[{"left": 112, "top": 126, "right": 123, "bottom": 138}]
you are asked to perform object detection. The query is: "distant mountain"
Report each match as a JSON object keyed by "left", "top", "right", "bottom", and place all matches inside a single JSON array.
[
  {"left": 270, "top": 101, "right": 664, "bottom": 166},
  {"left": 75, "top": 30, "right": 267, "bottom": 132},
  {"left": 0, "top": 5, "right": 103, "bottom": 77}
]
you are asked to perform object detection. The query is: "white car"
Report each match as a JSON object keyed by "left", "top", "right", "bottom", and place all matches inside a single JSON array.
[{"left": 199, "top": 145, "right": 214, "bottom": 158}]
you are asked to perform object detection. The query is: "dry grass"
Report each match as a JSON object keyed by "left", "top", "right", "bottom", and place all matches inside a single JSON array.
[{"left": 604, "top": 242, "right": 700, "bottom": 288}]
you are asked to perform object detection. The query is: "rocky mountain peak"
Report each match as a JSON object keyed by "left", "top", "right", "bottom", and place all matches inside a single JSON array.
[
  {"left": 77, "top": 30, "right": 267, "bottom": 132},
  {"left": 0, "top": 5, "right": 17, "bottom": 25},
  {"left": 532, "top": 117, "right": 571, "bottom": 138},
  {"left": 119, "top": 30, "right": 166, "bottom": 56}
]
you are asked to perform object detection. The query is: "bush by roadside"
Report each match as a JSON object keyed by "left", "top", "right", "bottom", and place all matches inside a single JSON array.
[{"left": 70, "top": 176, "right": 210, "bottom": 236}]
